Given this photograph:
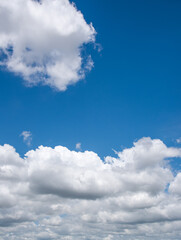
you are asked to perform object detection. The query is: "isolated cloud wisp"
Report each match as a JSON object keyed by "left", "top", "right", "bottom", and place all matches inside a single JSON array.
[
  {"left": 0, "top": 0, "right": 96, "bottom": 90},
  {"left": 0, "top": 137, "right": 181, "bottom": 239},
  {"left": 75, "top": 142, "right": 81, "bottom": 150},
  {"left": 20, "top": 131, "right": 32, "bottom": 146}
]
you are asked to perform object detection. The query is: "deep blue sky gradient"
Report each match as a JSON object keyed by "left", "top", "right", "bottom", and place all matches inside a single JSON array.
[{"left": 0, "top": 0, "right": 181, "bottom": 160}]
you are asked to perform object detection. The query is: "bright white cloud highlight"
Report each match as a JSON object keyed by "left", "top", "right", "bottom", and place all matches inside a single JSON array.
[
  {"left": 20, "top": 131, "right": 32, "bottom": 146},
  {"left": 0, "top": 0, "right": 95, "bottom": 91},
  {"left": 0, "top": 137, "right": 181, "bottom": 239}
]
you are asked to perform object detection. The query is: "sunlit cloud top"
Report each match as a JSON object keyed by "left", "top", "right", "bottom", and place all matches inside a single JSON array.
[{"left": 0, "top": 0, "right": 96, "bottom": 90}]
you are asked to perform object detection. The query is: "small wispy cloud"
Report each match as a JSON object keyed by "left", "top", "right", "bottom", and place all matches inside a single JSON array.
[
  {"left": 176, "top": 138, "right": 181, "bottom": 144},
  {"left": 20, "top": 131, "right": 32, "bottom": 146},
  {"left": 76, "top": 142, "right": 82, "bottom": 150}
]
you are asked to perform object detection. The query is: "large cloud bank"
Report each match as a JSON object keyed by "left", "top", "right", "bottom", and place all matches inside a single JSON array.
[
  {"left": 1, "top": 137, "right": 181, "bottom": 239},
  {"left": 0, "top": 0, "right": 95, "bottom": 90}
]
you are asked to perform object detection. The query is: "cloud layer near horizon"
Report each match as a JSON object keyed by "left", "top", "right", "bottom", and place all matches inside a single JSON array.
[
  {"left": 1, "top": 137, "right": 181, "bottom": 239},
  {"left": 0, "top": 0, "right": 95, "bottom": 90}
]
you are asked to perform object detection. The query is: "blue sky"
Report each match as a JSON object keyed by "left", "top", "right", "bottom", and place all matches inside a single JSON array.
[
  {"left": 1, "top": 0, "right": 181, "bottom": 158},
  {"left": 1, "top": 1, "right": 181, "bottom": 239}
]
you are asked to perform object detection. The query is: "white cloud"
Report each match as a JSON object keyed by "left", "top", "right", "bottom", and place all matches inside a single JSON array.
[
  {"left": 176, "top": 138, "right": 181, "bottom": 144},
  {"left": 75, "top": 142, "right": 81, "bottom": 150},
  {"left": 0, "top": 0, "right": 95, "bottom": 91},
  {"left": 20, "top": 131, "right": 32, "bottom": 146},
  {"left": 104, "top": 235, "right": 113, "bottom": 240},
  {"left": 169, "top": 173, "right": 181, "bottom": 196},
  {"left": 0, "top": 137, "right": 181, "bottom": 239}
]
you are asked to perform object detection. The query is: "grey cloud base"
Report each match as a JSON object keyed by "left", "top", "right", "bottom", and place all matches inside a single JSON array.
[{"left": 0, "top": 137, "right": 181, "bottom": 239}]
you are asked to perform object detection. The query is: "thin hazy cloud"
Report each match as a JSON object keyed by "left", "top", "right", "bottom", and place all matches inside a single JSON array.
[{"left": 20, "top": 131, "right": 32, "bottom": 146}]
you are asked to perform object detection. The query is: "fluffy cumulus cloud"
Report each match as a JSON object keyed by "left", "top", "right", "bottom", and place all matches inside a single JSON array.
[
  {"left": 0, "top": 0, "right": 95, "bottom": 90},
  {"left": 0, "top": 137, "right": 181, "bottom": 239}
]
